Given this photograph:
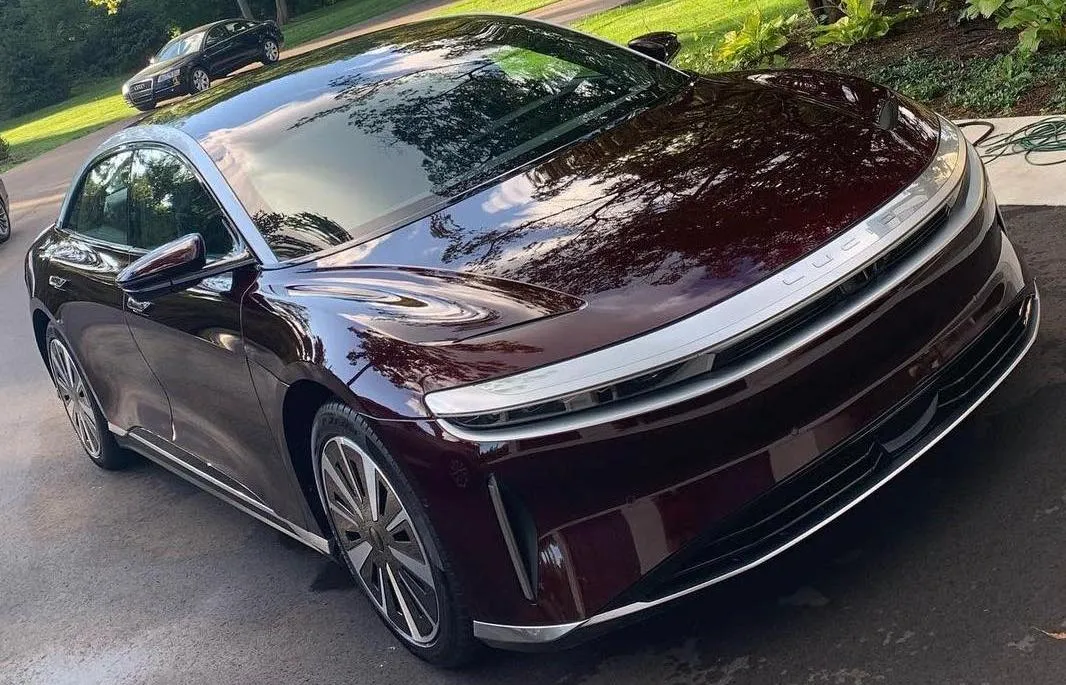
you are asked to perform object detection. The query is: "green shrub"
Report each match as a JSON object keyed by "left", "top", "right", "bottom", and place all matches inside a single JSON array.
[
  {"left": 963, "top": 0, "right": 1066, "bottom": 53},
  {"left": 0, "top": 136, "right": 9, "bottom": 162},
  {"left": 712, "top": 11, "right": 800, "bottom": 69},
  {"left": 813, "top": 0, "right": 915, "bottom": 47},
  {"left": 867, "top": 57, "right": 955, "bottom": 100},
  {"left": 949, "top": 53, "right": 1034, "bottom": 111}
]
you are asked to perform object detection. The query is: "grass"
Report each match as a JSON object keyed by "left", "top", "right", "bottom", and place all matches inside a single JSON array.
[
  {"left": 575, "top": 0, "right": 806, "bottom": 70},
  {"left": 0, "top": 77, "right": 134, "bottom": 172},
  {"left": 433, "top": 0, "right": 559, "bottom": 16},
  {"left": 281, "top": 0, "right": 419, "bottom": 46}
]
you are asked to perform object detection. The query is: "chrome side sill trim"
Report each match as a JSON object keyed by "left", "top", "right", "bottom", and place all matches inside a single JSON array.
[
  {"left": 488, "top": 475, "right": 536, "bottom": 601},
  {"left": 122, "top": 431, "right": 331, "bottom": 555},
  {"left": 428, "top": 119, "right": 965, "bottom": 424},
  {"left": 472, "top": 286, "right": 1039, "bottom": 647}
]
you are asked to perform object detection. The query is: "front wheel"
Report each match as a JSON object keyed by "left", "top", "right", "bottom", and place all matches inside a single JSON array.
[
  {"left": 46, "top": 325, "right": 131, "bottom": 470},
  {"left": 0, "top": 198, "right": 10, "bottom": 243},
  {"left": 134, "top": 102, "right": 156, "bottom": 112},
  {"left": 190, "top": 67, "right": 211, "bottom": 94},
  {"left": 311, "top": 402, "right": 480, "bottom": 667},
  {"left": 261, "top": 39, "right": 280, "bottom": 64}
]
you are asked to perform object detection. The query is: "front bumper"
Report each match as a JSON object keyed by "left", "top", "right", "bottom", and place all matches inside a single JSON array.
[
  {"left": 368, "top": 120, "right": 1039, "bottom": 648},
  {"left": 473, "top": 282, "right": 1039, "bottom": 648},
  {"left": 124, "top": 77, "right": 186, "bottom": 107}
]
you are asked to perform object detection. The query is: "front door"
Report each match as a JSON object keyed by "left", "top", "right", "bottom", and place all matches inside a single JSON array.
[
  {"left": 41, "top": 150, "right": 170, "bottom": 433},
  {"left": 123, "top": 146, "right": 285, "bottom": 503}
]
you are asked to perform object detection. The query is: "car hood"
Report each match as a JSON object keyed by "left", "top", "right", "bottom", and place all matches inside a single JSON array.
[
  {"left": 309, "top": 70, "right": 941, "bottom": 400},
  {"left": 128, "top": 55, "right": 194, "bottom": 82}
]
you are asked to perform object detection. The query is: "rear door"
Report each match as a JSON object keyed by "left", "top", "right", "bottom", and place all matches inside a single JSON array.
[
  {"left": 230, "top": 20, "right": 261, "bottom": 68},
  {"left": 202, "top": 24, "right": 238, "bottom": 76},
  {"left": 39, "top": 151, "right": 171, "bottom": 433},
  {"left": 123, "top": 145, "right": 286, "bottom": 502}
]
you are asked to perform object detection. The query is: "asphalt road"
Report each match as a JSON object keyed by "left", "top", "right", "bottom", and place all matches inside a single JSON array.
[
  {"left": 5, "top": 148, "right": 1066, "bottom": 685},
  {"left": 5, "top": 26, "right": 1066, "bottom": 678}
]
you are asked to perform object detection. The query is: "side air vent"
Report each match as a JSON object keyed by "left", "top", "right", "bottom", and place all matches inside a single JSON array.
[{"left": 487, "top": 475, "right": 538, "bottom": 601}]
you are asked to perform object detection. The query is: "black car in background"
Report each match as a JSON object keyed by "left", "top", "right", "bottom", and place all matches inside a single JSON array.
[{"left": 123, "top": 19, "right": 283, "bottom": 111}]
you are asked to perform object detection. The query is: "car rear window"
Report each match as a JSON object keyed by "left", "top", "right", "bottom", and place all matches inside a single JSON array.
[{"left": 193, "top": 18, "right": 687, "bottom": 261}]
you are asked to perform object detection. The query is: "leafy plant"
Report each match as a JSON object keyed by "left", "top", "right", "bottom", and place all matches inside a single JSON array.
[
  {"left": 812, "top": 0, "right": 915, "bottom": 47},
  {"left": 0, "top": 136, "right": 9, "bottom": 162},
  {"left": 949, "top": 53, "right": 1034, "bottom": 111},
  {"left": 963, "top": 0, "right": 1066, "bottom": 53},
  {"left": 712, "top": 10, "right": 800, "bottom": 69}
]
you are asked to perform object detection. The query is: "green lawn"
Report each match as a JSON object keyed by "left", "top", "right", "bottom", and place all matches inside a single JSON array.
[
  {"left": 282, "top": 0, "right": 420, "bottom": 46},
  {"left": 433, "top": 0, "right": 559, "bottom": 17},
  {"left": 576, "top": 0, "right": 806, "bottom": 70},
  {"left": 0, "top": 78, "right": 134, "bottom": 172}
]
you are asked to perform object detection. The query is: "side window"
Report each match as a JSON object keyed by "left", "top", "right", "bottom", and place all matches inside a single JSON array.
[
  {"left": 130, "top": 148, "right": 236, "bottom": 259},
  {"left": 67, "top": 151, "right": 133, "bottom": 245},
  {"left": 205, "top": 26, "right": 228, "bottom": 46}
]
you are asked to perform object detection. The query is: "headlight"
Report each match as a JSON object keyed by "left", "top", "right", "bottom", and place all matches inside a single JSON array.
[
  {"left": 158, "top": 68, "right": 181, "bottom": 83},
  {"left": 121, "top": 82, "right": 130, "bottom": 94}
]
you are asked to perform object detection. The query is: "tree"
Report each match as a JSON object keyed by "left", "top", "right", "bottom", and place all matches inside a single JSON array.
[
  {"left": 274, "top": 0, "right": 290, "bottom": 24},
  {"left": 236, "top": 0, "right": 254, "bottom": 18}
]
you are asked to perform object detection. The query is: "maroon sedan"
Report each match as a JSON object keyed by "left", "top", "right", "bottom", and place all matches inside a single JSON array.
[{"left": 25, "top": 16, "right": 1037, "bottom": 666}]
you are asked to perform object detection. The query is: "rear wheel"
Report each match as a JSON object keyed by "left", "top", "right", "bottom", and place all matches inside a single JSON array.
[
  {"left": 190, "top": 67, "right": 210, "bottom": 94},
  {"left": 0, "top": 199, "right": 9, "bottom": 243},
  {"left": 262, "top": 39, "right": 280, "bottom": 64},
  {"left": 311, "top": 402, "right": 479, "bottom": 667},
  {"left": 46, "top": 325, "right": 131, "bottom": 470}
]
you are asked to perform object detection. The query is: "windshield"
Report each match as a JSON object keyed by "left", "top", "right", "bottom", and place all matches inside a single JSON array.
[
  {"left": 156, "top": 32, "right": 204, "bottom": 61},
  {"left": 190, "top": 17, "right": 688, "bottom": 260}
]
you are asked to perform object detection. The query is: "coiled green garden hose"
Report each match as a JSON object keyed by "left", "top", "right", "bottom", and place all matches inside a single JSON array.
[{"left": 960, "top": 116, "right": 1066, "bottom": 165}]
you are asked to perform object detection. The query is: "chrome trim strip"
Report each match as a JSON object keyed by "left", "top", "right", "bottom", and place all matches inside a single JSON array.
[
  {"left": 487, "top": 475, "right": 536, "bottom": 601},
  {"left": 126, "top": 432, "right": 331, "bottom": 555},
  {"left": 428, "top": 119, "right": 965, "bottom": 422},
  {"left": 60, "top": 125, "right": 279, "bottom": 266},
  {"left": 437, "top": 126, "right": 979, "bottom": 442},
  {"left": 473, "top": 285, "right": 1040, "bottom": 646}
]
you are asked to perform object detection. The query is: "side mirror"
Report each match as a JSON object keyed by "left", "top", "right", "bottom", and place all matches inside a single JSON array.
[
  {"left": 627, "top": 32, "right": 682, "bottom": 64},
  {"left": 117, "top": 233, "right": 206, "bottom": 298}
]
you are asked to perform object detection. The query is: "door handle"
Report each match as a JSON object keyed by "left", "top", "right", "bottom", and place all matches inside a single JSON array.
[
  {"left": 127, "top": 296, "right": 152, "bottom": 314},
  {"left": 48, "top": 276, "right": 68, "bottom": 290}
]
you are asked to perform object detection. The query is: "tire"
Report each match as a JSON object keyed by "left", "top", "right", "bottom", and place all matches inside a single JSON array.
[
  {"left": 261, "top": 38, "right": 280, "bottom": 65},
  {"left": 190, "top": 67, "right": 211, "bottom": 94},
  {"left": 134, "top": 102, "right": 156, "bottom": 112},
  {"left": 0, "top": 198, "right": 9, "bottom": 244},
  {"left": 46, "top": 324, "right": 131, "bottom": 470},
  {"left": 311, "top": 402, "right": 480, "bottom": 667}
]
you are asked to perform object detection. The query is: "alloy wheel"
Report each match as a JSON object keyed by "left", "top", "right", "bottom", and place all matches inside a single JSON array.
[
  {"left": 48, "top": 339, "right": 101, "bottom": 457},
  {"left": 0, "top": 202, "right": 9, "bottom": 241},
  {"left": 321, "top": 436, "right": 441, "bottom": 645},
  {"left": 264, "top": 40, "right": 279, "bottom": 62},
  {"left": 192, "top": 69, "right": 210, "bottom": 93}
]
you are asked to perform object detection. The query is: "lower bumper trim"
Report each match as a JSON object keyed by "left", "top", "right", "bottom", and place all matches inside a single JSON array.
[{"left": 473, "top": 285, "right": 1040, "bottom": 649}]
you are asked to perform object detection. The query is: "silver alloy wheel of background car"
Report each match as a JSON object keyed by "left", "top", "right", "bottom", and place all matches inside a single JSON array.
[
  {"left": 0, "top": 200, "right": 9, "bottom": 242},
  {"left": 191, "top": 68, "right": 210, "bottom": 93},
  {"left": 48, "top": 338, "right": 101, "bottom": 458},
  {"left": 320, "top": 436, "right": 441, "bottom": 645},
  {"left": 263, "top": 39, "right": 280, "bottom": 63}
]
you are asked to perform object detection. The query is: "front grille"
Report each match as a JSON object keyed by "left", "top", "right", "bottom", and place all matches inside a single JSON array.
[
  {"left": 712, "top": 206, "right": 951, "bottom": 371},
  {"left": 448, "top": 205, "right": 953, "bottom": 433},
  {"left": 127, "top": 80, "right": 154, "bottom": 103},
  {"left": 608, "top": 292, "right": 1033, "bottom": 607}
]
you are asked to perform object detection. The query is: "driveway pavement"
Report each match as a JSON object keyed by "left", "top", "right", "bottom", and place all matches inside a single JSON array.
[
  {"left": 4, "top": 193, "right": 1066, "bottom": 683},
  {"left": 6, "top": 10, "right": 1066, "bottom": 682}
]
